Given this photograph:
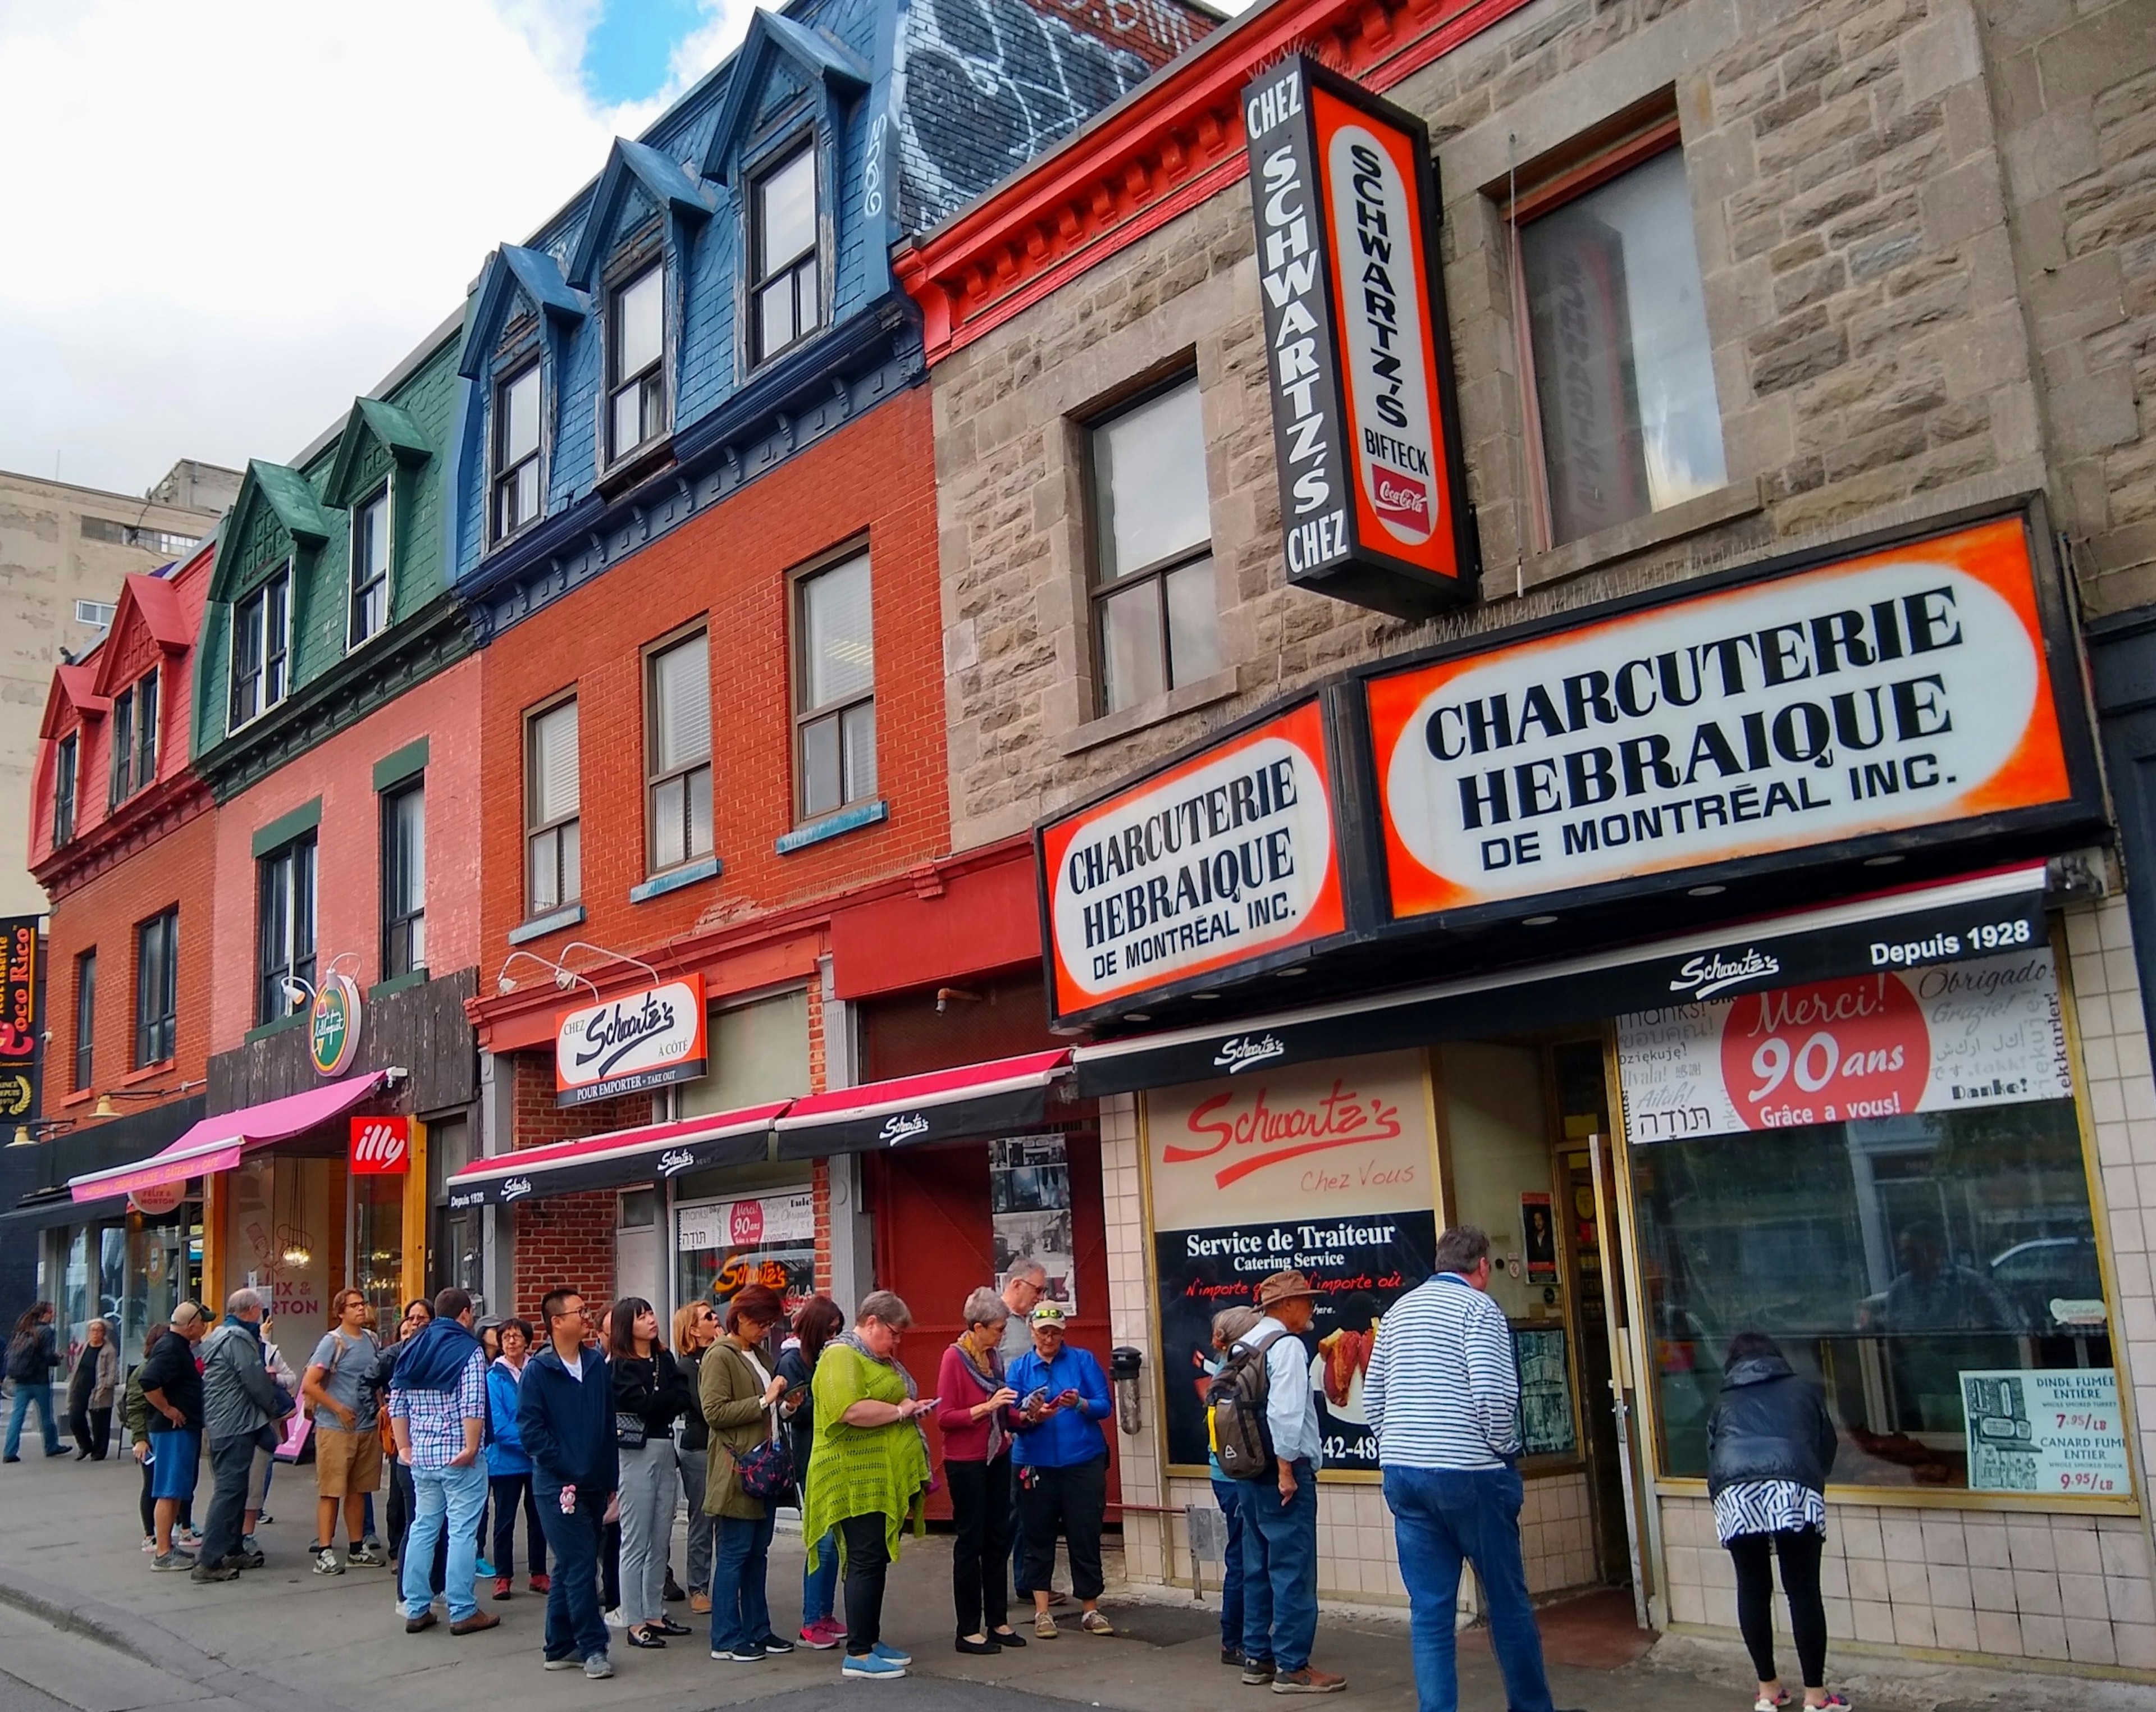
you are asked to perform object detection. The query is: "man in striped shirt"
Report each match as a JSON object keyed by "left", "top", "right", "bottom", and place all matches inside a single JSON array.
[{"left": 1364, "top": 1226, "right": 1579, "bottom": 1712}]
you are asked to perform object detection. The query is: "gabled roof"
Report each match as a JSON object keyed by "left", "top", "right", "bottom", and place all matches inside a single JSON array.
[
  {"left": 211, "top": 459, "right": 337, "bottom": 601},
  {"left": 85, "top": 575, "right": 191, "bottom": 702},
  {"left": 566, "top": 138, "right": 719, "bottom": 288},
  {"left": 456, "top": 244, "right": 590, "bottom": 380},
  {"left": 326, "top": 396, "right": 434, "bottom": 505},
  {"left": 701, "top": 10, "right": 871, "bottom": 184},
  {"left": 39, "top": 664, "right": 109, "bottom": 740}
]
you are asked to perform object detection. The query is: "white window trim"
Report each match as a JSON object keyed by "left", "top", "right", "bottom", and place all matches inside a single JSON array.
[
  {"left": 748, "top": 138, "right": 823, "bottom": 369},
  {"left": 229, "top": 558, "right": 294, "bottom": 734},
  {"left": 605, "top": 261, "right": 670, "bottom": 470},
  {"left": 348, "top": 483, "right": 394, "bottom": 654},
  {"left": 490, "top": 358, "right": 546, "bottom": 551}
]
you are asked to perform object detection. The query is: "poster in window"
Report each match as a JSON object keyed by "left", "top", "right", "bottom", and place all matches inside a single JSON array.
[
  {"left": 1960, "top": 1368, "right": 2130, "bottom": 1496},
  {"left": 992, "top": 1135, "right": 1075, "bottom": 1311},
  {"left": 1520, "top": 1192, "right": 1557, "bottom": 1282},
  {"left": 1514, "top": 1326, "right": 1577, "bottom": 1458},
  {"left": 677, "top": 1191, "right": 816, "bottom": 1316}
]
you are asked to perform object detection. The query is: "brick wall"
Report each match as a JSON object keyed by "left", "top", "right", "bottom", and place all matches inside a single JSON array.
[{"left": 507, "top": 1050, "right": 648, "bottom": 1318}]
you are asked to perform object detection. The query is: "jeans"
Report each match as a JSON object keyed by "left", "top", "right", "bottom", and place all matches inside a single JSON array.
[
  {"left": 4, "top": 1384, "right": 60, "bottom": 1458},
  {"left": 491, "top": 1473, "right": 546, "bottom": 1578},
  {"left": 838, "top": 1512, "right": 892, "bottom": 1656},
  {"left": 1383, "top": 1464, "right": 1552, "bottom": 1712},
  {"left": 615, "top": 1440, "right": 675, "bottom": 1627},
  {"left": 805, "top": 1526, "right": 839, "bottom": 1624},
  {"left": 536, "top": 1486, "right": 611, "bottom": 1664},
  {"left": 1018, "top": 1455, "right": 1106, "bottom": 1601},
  {"left": 199, "top": 1432, "right": 257, "bottom": 1572},
  {"left": 1212, "top": 1477, "right": 1247, "bottom": 1651},
  {"left": 949, "top": 1453, "right": 1013, "bottom": 1636},
  {"left": 403, "top": 1461, "right": 488, "bottom": 1622},
  {"left": 1242, "top": 1459, "right": 1318, "bottom": 1674},
  {"left": 710, "top": 1507, "right": 776, "bottom": 1653},
  {"left": 1729, "top": 1529, "right": 1828, "bottom": 1690},
  {"left": 678, "top": 1439, "right": 716, "bottom": 1597}
]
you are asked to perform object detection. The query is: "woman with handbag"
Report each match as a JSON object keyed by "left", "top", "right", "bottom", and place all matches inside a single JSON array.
[
  {"left": 608, "top": 1297, "right": 696, "bottom": 1650},
  {"left": 700, "top": 1283, "right": 793, "bottom": 1664},
  {"left": 937, "top": 1288, "right": 1027, "bottom": 1654}
]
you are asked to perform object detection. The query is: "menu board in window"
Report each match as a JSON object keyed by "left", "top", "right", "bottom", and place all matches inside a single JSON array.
[
  {"left": 1514, "top": 1325, "right": 1577, "bottom": 1458},
  {"left": 677, "top": 1190, "right": 817, "bottom": 1316}
]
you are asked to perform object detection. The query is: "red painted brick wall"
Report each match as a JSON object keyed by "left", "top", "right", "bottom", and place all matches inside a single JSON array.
[{"left": 508, "top": 1049, "right": 651, "bottom": 1318}]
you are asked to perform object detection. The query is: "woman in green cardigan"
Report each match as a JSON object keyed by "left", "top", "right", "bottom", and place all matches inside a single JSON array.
[
  {"left": 700, "top": 1283, "right": 793, "bottom": 1663},
  {"left": 803, "top": 1290, "right": 934, "bottom": 1681}
]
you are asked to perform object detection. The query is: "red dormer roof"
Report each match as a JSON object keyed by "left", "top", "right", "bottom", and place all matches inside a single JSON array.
[
  {"left": 38, "top": 663, "right": 108, "bottom": 741},
  {"left": 89, "top": 572, "right": 192, "bottom": 700}
]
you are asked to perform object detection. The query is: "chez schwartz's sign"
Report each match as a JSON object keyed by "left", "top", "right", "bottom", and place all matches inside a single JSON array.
[
  {"left": 1365, "top": 509, "right": 2098, "bottom": 929},
  {"left": 1037, "top": 698, "right": 1350, "bottom": 1029},
  {"left": 1241, "top": 54, "right": 1477, "bottom": 620},
  {"left": 555, "top": 974, "right": 708, "bottom": 1108}
]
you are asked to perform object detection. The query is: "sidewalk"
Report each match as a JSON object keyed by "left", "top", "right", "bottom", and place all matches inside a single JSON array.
[{"left": 0, "top": 1455, "right": 2137, "bottom": 1712}]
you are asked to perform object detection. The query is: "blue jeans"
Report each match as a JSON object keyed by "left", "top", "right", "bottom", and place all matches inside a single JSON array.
[
  {"left": 536, "top": 1486, "right": 610, "bottom": 1663},
  {"left": 403, "top": 1461, "right": 488, "bottom": 1622},
  {"left": 1211, "top": 1477, "right": 1247, "bottom": 1651},
  {"left": 1383, "top": 1464, "right": 1552, "bottom": 1712},
  {"left": 4, "top": 1384, "right": 60, "bottom": 1458},
  {"left": 805, "top": 1527, "right": 839, "bottom": 1624},
  {"left": 711, "top": 1508, "right": 776, "bottom": 1652},
  {"left": 1241, "top": 1459, "right": 1318, "bottom": 1673}
]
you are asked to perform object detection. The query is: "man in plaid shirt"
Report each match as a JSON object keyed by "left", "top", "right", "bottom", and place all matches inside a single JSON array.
[{"left": 389, "top": 1288, "right": 498, "bottom": 1636}]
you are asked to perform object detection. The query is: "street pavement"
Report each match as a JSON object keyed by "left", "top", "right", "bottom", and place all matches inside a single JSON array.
[{"left": 0, "top": 1454, "right": 2140, "bottom": 1712}]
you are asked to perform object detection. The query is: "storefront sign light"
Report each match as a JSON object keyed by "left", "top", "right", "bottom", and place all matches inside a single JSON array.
[
  {"left": 309, "top": 974, "right": 364, "bottom": 1078},
  {"left": 554, "top": 974, "right": 709, "bottom": 1108}
]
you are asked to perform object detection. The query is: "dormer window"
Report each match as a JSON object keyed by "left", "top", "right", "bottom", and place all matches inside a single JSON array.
[
  {"left": 350, "top": 487, "right": 390, "bottom": 647},
  {"left": 109, "top": 670, "right": 158, "bottom": 805},
  {"left": 492, "top": 364, "right": 542, "bottom": 542},
  {"left": 608, "top": 264, "right": 667, "bottom": 462},
  {"left": 752, "top": 147, "right": 819, "bottom": 364},
  {"left": 230, "top": 564, "right": 291, "bottom": 730}
]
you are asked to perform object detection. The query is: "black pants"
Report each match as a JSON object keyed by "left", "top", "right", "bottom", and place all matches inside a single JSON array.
[
  {"left": 492, "top": 1473, "right": 546, "bottom": 1577},
  {"left": 139, "top": 1455, "right": 157, "bottom": 1536},
  {"left": 603, "top": 1518, "right": 621, "bottom": 1611},
  {"left": 68, "top": 1397, "right": 110, "bottom": 1459},
  {"left": 839, "top": 1512, "right": 892, "bottom": 1657},
  {"left": 199, "top": 1433, "right": 256, "bottom": 1570},
  {"left": 1018, "top": 1455, "right": 1107, "bottom": 1602},
  {"left": 1729, "top": 1529, "right": 1827, "bottom": 1690},
  {"left": 949, "top": 1453, "right": 1013, "bottom": 1636}
]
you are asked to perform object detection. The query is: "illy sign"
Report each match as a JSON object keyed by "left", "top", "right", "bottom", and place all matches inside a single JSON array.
[{"left": 350, "top": 1116, "right": 410, "bottom": 1175}]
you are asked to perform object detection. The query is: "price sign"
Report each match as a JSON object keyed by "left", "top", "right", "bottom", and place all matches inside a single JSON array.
[{"left": 1962, "top": 1368, "right": 2129, "bottom": 1495}]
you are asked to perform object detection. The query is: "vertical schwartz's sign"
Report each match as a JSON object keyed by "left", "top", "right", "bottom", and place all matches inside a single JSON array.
[
  {"left": 0, "top": 918, "right": 35, "bottom": 1121},
  {"left": 556, "top": 974, "right": 709, "bottom": 1107},
  {"left": 1038, "top": 699, "right": 1347, "bottom": 1028},
  {"left": 1241, "top": 54, "right": 1477, "bottom": 620},
  {"left": 1367, "top": 514, "right": 2089, "bottom": 925}
]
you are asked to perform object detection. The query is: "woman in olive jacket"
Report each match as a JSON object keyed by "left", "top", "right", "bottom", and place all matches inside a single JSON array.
[{"left": 699, "top": 1284, "right": 792, "bottom": 1662}]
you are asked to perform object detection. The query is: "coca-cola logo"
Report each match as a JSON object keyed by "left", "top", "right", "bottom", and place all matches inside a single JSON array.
[{"left": 1371, "top": 467, "right": 1429, "bottom": 529}]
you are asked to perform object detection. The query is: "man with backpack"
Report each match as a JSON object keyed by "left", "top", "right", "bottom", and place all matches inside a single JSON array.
[
  {"left": 304, "top": 1288, "right": 388, "bottom": 1575},
  {"left": 1210, "top": 1271, "right": 1345, "bottom": 1695}
]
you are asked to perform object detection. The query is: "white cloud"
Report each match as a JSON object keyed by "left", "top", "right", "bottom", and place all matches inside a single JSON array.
[{"left": 0, "top": 0, "right": 675, "bottom": 495}]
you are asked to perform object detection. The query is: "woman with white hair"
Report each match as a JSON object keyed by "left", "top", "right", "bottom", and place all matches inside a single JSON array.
[{"left": 936, "top": 1287, "right": 1028, "bottom": 1655}]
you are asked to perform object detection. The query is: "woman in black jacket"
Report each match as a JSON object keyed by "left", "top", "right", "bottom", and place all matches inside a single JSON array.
[
  {"left": 1706, "top": 1334, "right": 1846, "bottom": 1712},
  {"left": 608, "top": 1296, "right": 696, "bottom": 1649}
]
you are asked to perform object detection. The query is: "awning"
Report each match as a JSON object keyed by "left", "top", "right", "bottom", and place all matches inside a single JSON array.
[
  {"left": 1074, "top": 864, "right": 2052, "bottom": 1096},
  {"left": 66, "top": 1071, "right": 387, "bottom": 1202},
  {"left": 0, "top": 1189, "right": 130, "bottom": 1231},
  {"left": 775, "top": 1049, "right": 1074, "bottom": 1159},
  {"left": 444, "top": 1102, "right": 789, "bottom": 1207}
]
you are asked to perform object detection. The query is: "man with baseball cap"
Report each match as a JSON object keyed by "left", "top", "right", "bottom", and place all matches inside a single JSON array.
[{"left": 1236, "top": 1272, "right": 1344, "bottom": 1694}]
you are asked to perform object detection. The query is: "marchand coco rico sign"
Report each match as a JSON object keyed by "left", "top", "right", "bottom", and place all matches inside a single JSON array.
[
  {"left": 1241, "top": 54, "right": 1476, "bottom": 620},
  {"left": 1366, "top": 511, "right": 2091, "bottom": 926},
  {"left": 555, "top": 974, "right": 708, "bottom": 1108},
  {"left": 1037, "top": 699, "right": 1346, "bottom": 1027},
  {"left": 0, "top": 917, "right": 36, "bottom": 1121}
]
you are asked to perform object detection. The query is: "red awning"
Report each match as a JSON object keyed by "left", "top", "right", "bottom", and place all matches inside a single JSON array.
[
  {"left": 775, "top": 1049, "right": 1074, "bottom": 1158},
  {"left": 67, "top": 1071, "right": 389, "bottom": 1202},
  {"left": 444, "top": 1102, "right": 791, "bottom": 1206}
]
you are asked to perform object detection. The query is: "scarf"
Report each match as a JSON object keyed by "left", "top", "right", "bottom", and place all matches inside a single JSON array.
[
  {"left": 394, "top": 1316, "right": 481, "bottom": 1393},
  {"left": 952, "top": 1337, "right": 1008, "bottom": 1463}
]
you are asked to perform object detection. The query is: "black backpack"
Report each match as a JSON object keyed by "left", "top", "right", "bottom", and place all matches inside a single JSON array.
[
  {"left": 5, "top": 1331, "right": 41, "bottom": 1385},
  {"left": 1207, "top": 1330, "right": 1291, "bottom": 1481}
]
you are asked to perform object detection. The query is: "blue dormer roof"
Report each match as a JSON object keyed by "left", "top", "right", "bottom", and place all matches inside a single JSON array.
[
  {"left": 457, "top": 245, "right": 590, "bottom": 380},
  {"left": 702, "top": 10, "right": 871, "bottom": 183},
  {"left": 567, "top": 139, "right": 721, "bottom": 289}
]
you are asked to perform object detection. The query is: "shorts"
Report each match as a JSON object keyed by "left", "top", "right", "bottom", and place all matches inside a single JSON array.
[
  {"left": 148, "top": 1428, "right": 202, "bottom": 1502},
  {"left": 314, "top": 1424, "right": 383, "bottom": 1496}
]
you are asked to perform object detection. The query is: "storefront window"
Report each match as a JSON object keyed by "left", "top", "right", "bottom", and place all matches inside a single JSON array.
[
  {"left": 353, "top": 1172, "right": 405, "bottom": 1330},
  {"left": 678, "top": 990, "right": 811, "bottom": 1116},
  {"left": 62, "top": 1226, "right": 93, "bottom": 1357},
  {"left": 129, "top": 1218, "right": 186, "bottom": 1353},
  {"left": 676, "top": 1190, "right": 817, "bottom": 1320}
]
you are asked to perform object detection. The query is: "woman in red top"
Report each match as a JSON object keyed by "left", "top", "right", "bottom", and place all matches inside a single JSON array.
[{"left": 935, "top": 1288, "right": 1029, "bottom": 1655}]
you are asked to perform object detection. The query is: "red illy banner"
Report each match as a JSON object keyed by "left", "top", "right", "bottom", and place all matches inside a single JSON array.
[{"left": 349, "top": 1116, "right": 410, "bottom": 1175}]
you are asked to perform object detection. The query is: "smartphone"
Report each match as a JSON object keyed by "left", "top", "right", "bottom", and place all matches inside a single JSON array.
[{"left": 1023, "top": 1387, "right": 1050, "bottom": 1412}]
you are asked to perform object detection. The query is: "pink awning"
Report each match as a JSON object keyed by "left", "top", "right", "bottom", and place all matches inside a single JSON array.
[{"left": 67, "top": 1071, "right": 387, "bottom": 1202}]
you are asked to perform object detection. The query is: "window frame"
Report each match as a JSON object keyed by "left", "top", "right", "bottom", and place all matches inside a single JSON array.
[
  {"left": 750, "top": 140, "right": 821, "bottom": 367},
  {"left": 72, "top": 950, "right": 94, "bottom": 1092},
  {"left": 379, "top": 776, "right": 426, "bottom": 981},
  {"left": 52, "top": 732, "right": 77, "bottom": 847},
  {"left": 111, "top": 669, "right": 159, "bottom": 806},
  {"left": 490, "top": 360, "right": 544, "bottom": 546},
  {"left": 108, "top": 683, "right": 134, "bottom": 808},
  {"left": 643, "top": 625, "right": 713, "bottom": 876},
  {"left": 133, "top": 907, "right": 177, "bottom": 1069},
  {"left": 1083, "top": 372, "right": 1218, "bottom": 718},
  {"left": 524, "top": 693, "right": 582, "bottom": 917},
  {"left": 605, "top": 261, "right": 669, "bottom": 466},
  {"left": 349, "top": 484, "right": 392, "bottom": 650},
  {"left": 254, "top": 830, "right": 317, "bottom": 1026},
  {"left": 789, "top": 547, "right": 877, "bottom": 823},
  {"left": 229, "top": 561, "right": 293, "bottom": 732}
]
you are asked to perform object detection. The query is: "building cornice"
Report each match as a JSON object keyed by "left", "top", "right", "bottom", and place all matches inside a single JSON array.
[
  {"left": 34, "top": 774, "right": 213, "bottom": 902},
  {"left": 893, "top": 0, "right": 1534, "bottom": 363}
]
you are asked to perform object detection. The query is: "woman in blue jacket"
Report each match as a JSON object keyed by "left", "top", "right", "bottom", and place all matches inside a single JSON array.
[
  {"left": 486, "top": 1318, "right": 547, "bottom": 1598},
  {"left": 1005, "top": 1302, "right": 1113, "bottom": 1640}
]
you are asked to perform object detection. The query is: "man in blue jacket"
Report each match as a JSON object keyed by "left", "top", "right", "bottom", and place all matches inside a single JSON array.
[
  {"left": 518, "top": 1289, "right": 618, "bottom": 1680},
  {"left": 1006, "top": 1302, "right": 1113, "bottom": 1640}
]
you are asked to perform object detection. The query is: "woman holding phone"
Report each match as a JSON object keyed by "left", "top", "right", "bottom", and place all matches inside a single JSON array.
[{"left": 937, "top": 1288, "right": 1029, "bottom": 1655}]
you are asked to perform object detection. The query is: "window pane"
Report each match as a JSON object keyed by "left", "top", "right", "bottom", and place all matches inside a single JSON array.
[
  {"left": 138, "top": 672, "right": 158, "bottom": 780},
  {"left": 613, "top": 385, "right": 645, "bottom": 458},
  {"left": 841, "top": 700, "right": 876, "bottom": 805},
  {"left": 531, "top": 701, "right": 579, "bottom": 827},
  {"left": 1522, "top": 147, "right": 1726, "bottom": 546},
  {"left": 759, "top": 149, "right": 816, "bottom": 271},
  {"left": 513, "top": 460, "right": 540, "bottom": 527},
  {"left": 652, "top": 775, "right": 686, "bottom": 871},
  {"left": 801, "top": 555, "right": 873, "bottom": 710},
  {"left": 502, "top": 367, "right": 540, "bottom": 464},
  {"left": 294, "top": 837, "right": 316, "bottom": 965},
  {"left": 357, "top": 492, "right": 388, "bottom": 584},
  {"left": 390, "top": 787, "right": 424, "bottom": 916},
  {"left": 1099, "top": 579, "right": 1166, "bottom": 714},
  {"left": 1094, "top": 381, "right": 1209, "bottom": 577},
  {"left": 1163, "top": 558, "right": 1221, "bottom": 688},
  {"left": 797, "top": 259, "right": 819, "bottom": 338},
  {"left": 650, "top": 634, "right": 710, "bottom": 775},
  {"left": 615, "top": 267, "right": 664, "bottom": 378},
  {"left": 639, "top": 372, "right": 665, "bottom": 445},
  {"left": 758, "top": 277, "right": 794, "bottom": 360},
  {"left": 529, "top": 829, "right": 559, "bottom": 913},
  {"left": 560, "top": 818, "right": 580, "bottom": 902},
  {"left": 801, "top": 713, "right": 841, "bottom": 818},
  {"left": 687, "top": 764, "right": 712, "bottom": 860}
]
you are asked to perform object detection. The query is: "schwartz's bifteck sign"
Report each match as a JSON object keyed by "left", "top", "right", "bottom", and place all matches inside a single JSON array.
[{"left": 1241, "top": 54, "right": 1477, "bottom": 620}]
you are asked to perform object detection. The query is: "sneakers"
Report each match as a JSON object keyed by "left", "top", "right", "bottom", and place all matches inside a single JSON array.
[
  {"left": 237, "top": 1536, "right": 266, "bottom": 1569},
  {"left": 841, "top": 1652, "right": 906, "bottom": 1679},
  {"left": 494, "top": 1576, "right": 513, "bottom": 1599},
  {"left": 1036, "top": 1613, "right": 1059, "bottom": 1639},
  {"left": 312, "top": 1548, "right": 345, "bottom": 1576},
  {"left": 602, "top": 1606, "right": 627, "bottom": 1628},
  {"left": 759, "top": 1634, "right": 796, "bottom": 1655},
  {"left": 800, "top": 1619, "right": 842, "bottom": 1650},
  {"left": 528, "top": 1573, "right": 550, "bottom": 1594},
  {"left": 475, "top": 1556, "right": 497, "bottom": 1578},
  {"left": 542, "top": 1656, "right": 580, "bottom": 1671},
  {"left": 1271, "top": 1668, "right": 1346, "bottom": 1694},
  {"left": 1223, "top": 1647, "right": 1246, "bottom": 1668},
  {"left": 345, "top": 1542, "right": 387, "bottom": 1568},
  {"left": 870, "top": 1642, "right": 912, "bottom": 1666},
  {"left": 140, "top": 1536, "right": 156, "bottom": 1554},
  {"left": 1081, "top": 1610, "right": 1114, "bottom": 1635},
  {"left": 712, "top": 1646, "right": 767, "bottom": 1663},
  {"left": 689, "top": 1591, "right": 711, "bottom": 1614},
  {"left": 190, "top": 1563, "right": 240, "bottom": 1584},
  {"left": 583, "top": 1652, "right": 614, "bottom": 1680},
  {"left": 1242, "top": 1659, "right": 1277, "bottom": 1685},
  {"left": 150, "top": 1550, "right": 196, "bottom": 1573}
]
